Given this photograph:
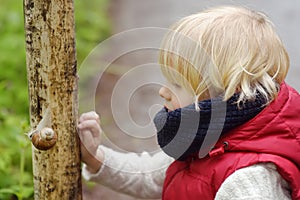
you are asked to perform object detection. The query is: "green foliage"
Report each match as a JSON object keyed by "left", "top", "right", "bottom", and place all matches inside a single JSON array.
[
  {"left": 0, "top": 0, "right": 111, "bottom": 199},
  {"left": 0, "top": 114, "right": 33, "bottom": 200},
  {"left": 0, "top": 1, "right": 32, "bottom": 199}
]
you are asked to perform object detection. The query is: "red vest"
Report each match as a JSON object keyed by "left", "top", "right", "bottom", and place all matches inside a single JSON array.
[{"left": 163, "top": 83, "right": 300, "bottom": 200}]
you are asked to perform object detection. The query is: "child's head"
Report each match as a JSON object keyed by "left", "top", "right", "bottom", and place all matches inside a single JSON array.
[{"left": 159, "top": 6, "right": 289, "bottom": 105}]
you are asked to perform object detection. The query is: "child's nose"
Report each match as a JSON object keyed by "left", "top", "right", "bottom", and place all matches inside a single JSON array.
[{"left": 159, "top": 87, "right": 171, "bottom": 100}]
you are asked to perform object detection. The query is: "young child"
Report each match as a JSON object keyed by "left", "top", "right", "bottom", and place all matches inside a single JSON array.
[{"left": 78, "top": 6, "right": 300, "bottom": 199}]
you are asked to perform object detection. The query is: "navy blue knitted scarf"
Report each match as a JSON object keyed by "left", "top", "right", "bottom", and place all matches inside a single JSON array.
[{"left": 153, "top": 93, "right": 267, "bottom": 161}]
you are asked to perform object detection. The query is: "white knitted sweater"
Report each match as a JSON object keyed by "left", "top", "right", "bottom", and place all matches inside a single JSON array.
[{"left": 83, "top": 145, "right": 291, "bottom": 200}]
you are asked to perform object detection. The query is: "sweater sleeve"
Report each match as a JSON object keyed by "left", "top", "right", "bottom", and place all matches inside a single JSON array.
[
  {"left": 215, "top": 163, "right": 292, "bottom": 200},
  {"left": 82, "top": 145, "right": 174, "bottom": 199}
]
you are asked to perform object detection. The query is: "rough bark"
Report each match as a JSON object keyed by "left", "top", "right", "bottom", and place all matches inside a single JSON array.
[{"left": 23, "top": 0, "right": 82, "bottom": 199}]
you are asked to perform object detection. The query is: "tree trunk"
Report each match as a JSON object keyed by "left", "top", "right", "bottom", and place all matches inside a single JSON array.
[{"left": 23, "top": 0, "right": 82, "bottom": 199}]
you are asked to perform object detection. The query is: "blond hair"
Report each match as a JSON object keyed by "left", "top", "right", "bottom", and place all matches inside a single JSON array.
[{"left": 159, "top": 6, "right": 289, "bottom": 105}]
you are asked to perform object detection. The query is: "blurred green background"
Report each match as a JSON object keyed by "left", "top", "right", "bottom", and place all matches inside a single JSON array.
[{"left": 0, "top": 0, "right": 111, "bottom": 199}]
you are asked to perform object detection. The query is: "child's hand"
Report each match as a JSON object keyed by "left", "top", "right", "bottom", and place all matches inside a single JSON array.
[{"left": 78, "top": 111, "right": 104, "bottom": 173}]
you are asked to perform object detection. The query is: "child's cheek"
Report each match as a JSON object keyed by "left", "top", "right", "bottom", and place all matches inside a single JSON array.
[{"left": 171, "top": 99, "right": 181, "bottom": 110}]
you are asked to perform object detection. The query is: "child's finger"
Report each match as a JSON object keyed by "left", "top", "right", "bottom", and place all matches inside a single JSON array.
[
  {"left": 78, "top": 130, "right": 99, "bottom": 157},
  {"left": 79, "top": 111, "right": 100, "bottom": 123},
  {"left": 78, "top": 128, "right": 102, "bottom": 149},
  {"left": 78, "top": 119, "right": 102, "bottom": 137},
  {"left": 78, "top": 129, "right": 93, "bottom": 145}
]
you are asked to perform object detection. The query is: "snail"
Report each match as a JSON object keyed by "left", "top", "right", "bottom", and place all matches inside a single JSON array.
[
  {"left": 27, "top": 108, "right": 57, "bottom": 150},
  {"left": 28, "top": 127, "right": 57, "bottom": 150}
]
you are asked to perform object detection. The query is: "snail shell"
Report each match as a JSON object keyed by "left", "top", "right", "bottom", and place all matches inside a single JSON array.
[{"left": 30, "top": 127, "right": 57, "bottom": 150}]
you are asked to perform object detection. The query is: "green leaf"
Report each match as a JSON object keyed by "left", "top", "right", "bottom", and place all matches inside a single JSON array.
[{"left": 0, "top": 188, "right": 16, "bottom": 195}]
